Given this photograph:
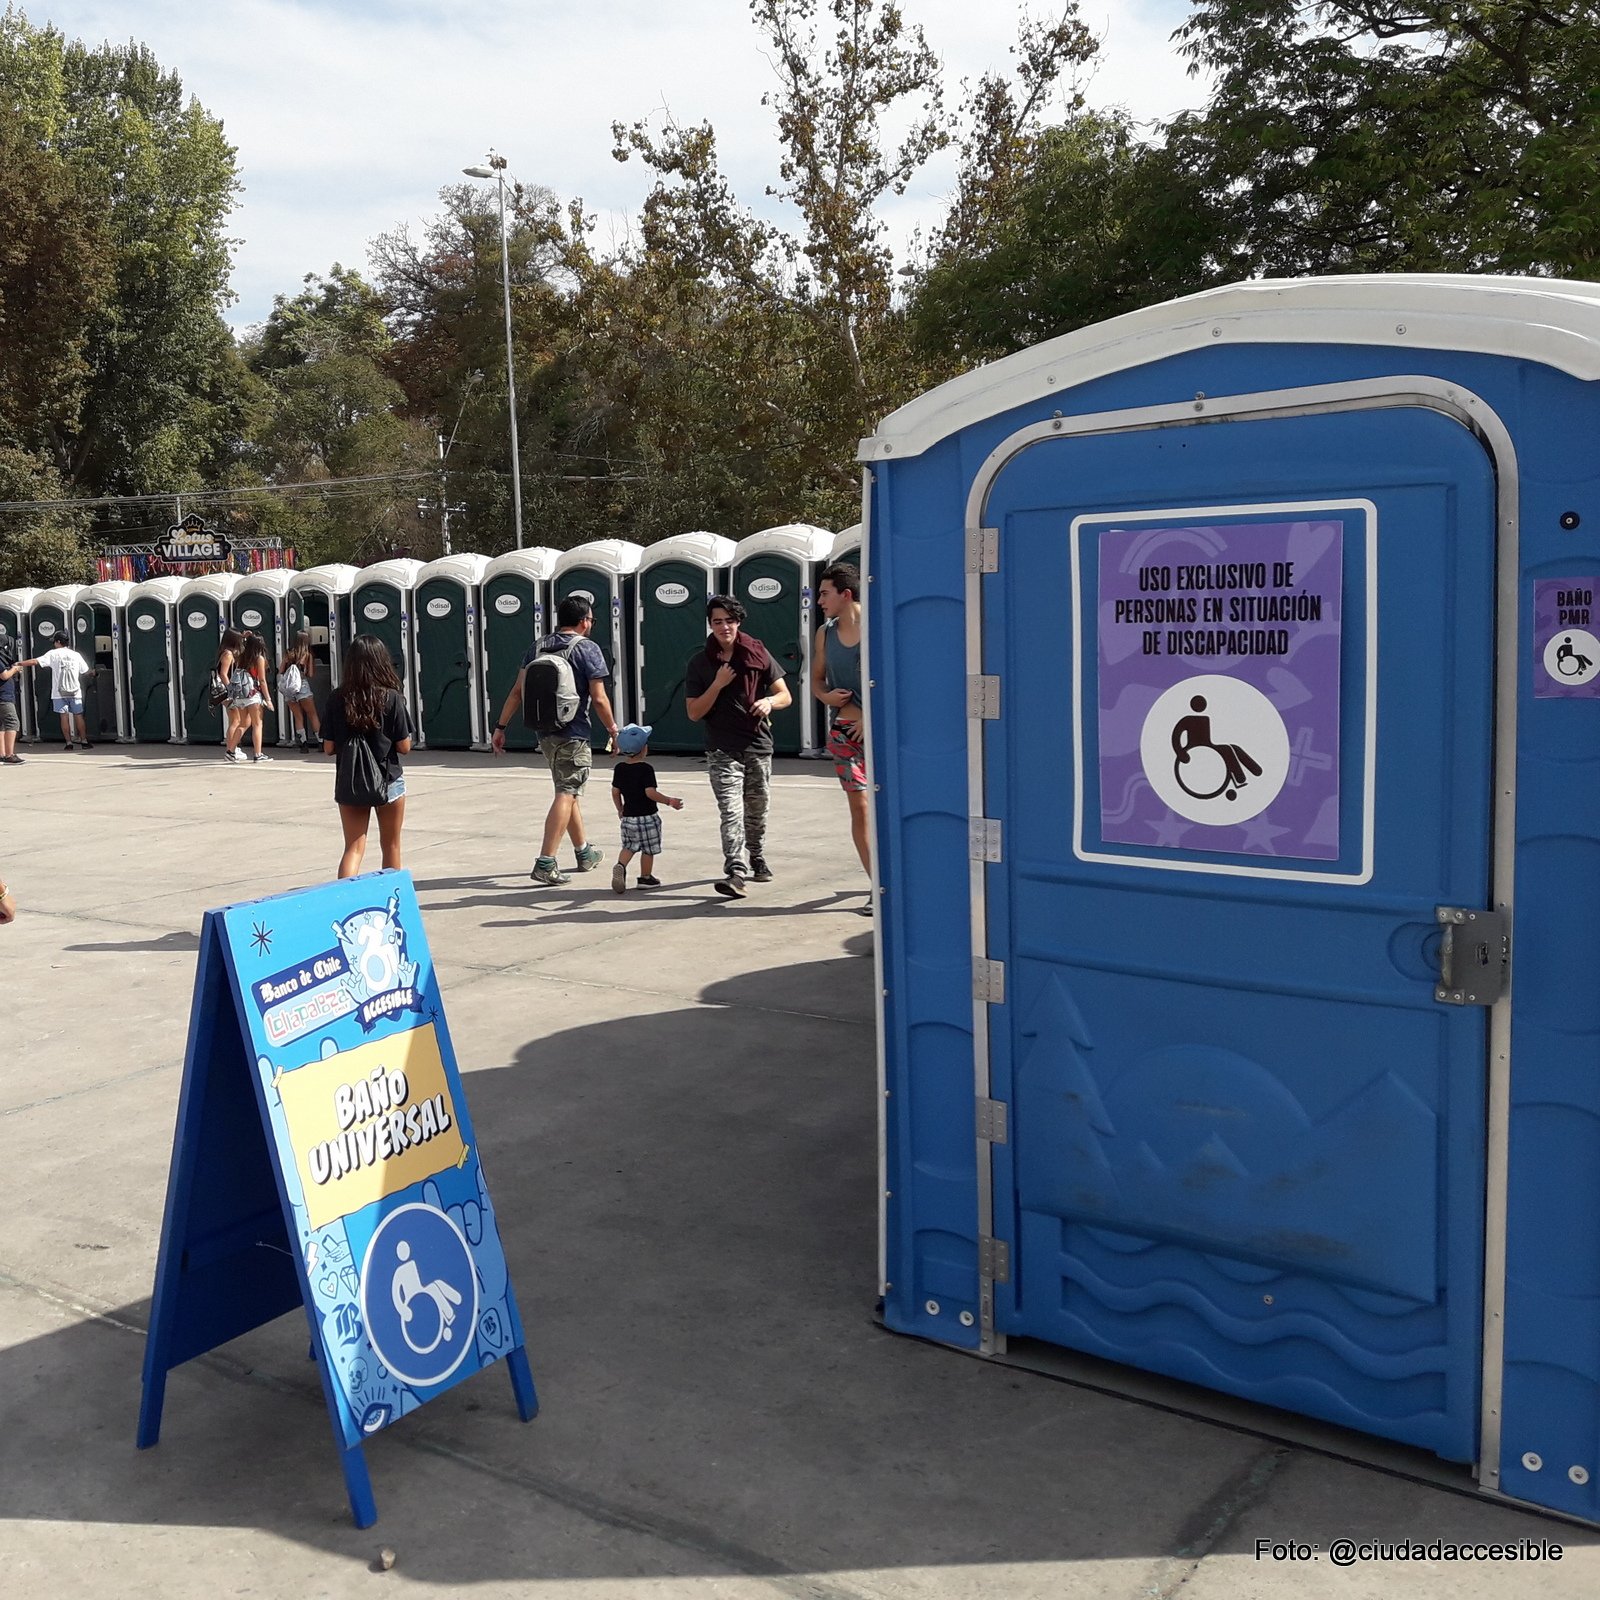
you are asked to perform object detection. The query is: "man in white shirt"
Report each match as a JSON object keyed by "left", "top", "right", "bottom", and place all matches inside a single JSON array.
[{"left": 2, "top": 634, "right": 94, "bottom": 749}]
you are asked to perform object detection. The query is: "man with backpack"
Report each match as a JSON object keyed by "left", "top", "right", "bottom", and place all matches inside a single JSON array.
[
  {"left": 4, "top": 631, "right": 93, "bottom": 750},
  {"left": 490, "top": 594, "right": 619, "bottom": 886}
]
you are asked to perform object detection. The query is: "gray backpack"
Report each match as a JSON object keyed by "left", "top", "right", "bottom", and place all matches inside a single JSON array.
[{"left": 522, "top": 635, "right": 583, "bottom": 735}]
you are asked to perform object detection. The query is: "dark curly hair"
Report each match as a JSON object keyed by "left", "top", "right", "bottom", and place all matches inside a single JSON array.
[{"left": 336, "top": 635, "right": 401, "bottom": 731}]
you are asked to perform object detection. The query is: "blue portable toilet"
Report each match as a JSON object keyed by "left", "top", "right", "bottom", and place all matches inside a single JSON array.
[
  {"left": 0, "top": 587, "right": 40, "bottom": 739},
  {"left": 865, "top": 275, "right": 1600, "bottom": 1526}
]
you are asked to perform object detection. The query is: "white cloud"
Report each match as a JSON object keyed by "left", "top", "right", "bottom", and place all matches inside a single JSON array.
[{"left": 35, "top": 0, "right": 1202, "bottom": 327}]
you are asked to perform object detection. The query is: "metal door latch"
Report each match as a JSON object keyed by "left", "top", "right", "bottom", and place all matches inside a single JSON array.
[{"left": 1435, "top": 906, "right": 1510, "bottom": 1006}]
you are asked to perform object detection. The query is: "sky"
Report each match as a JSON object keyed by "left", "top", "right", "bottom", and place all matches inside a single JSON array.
[{"left": 32, "top": 0, "right": 1204, "bottom": 331}]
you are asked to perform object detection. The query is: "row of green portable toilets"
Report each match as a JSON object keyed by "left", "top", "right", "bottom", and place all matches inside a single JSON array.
[{"left": 0, "top": 524, "right": 861, "bottom": 754}]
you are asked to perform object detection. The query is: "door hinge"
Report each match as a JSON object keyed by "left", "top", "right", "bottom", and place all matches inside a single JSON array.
[
  {"left": 967, "top": 674, "right": 1000, "bottom": 719},
  {"left": 968, "top": 816, "right": 1002, "bottom": 862},
  {"left": 965, "top": 526, "right": 999, "bottom": 574},
  {"left": 976, "top": 1097, "right": 1009, "bottom": 1144},
  {"left": 1435, "top": 906, "right": 1510, "bottom": 1006},
  {"left": 973, "top": 957, "right": 1006, "bottom": 1004},
  {"left": 979, "top": 1236, "right": 1011, "bottom": 1284}
]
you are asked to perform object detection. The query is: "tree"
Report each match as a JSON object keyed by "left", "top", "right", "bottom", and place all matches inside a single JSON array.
[
  {"left": 236, "top": 267, "right": 434, "bottom": 566},
  {"left": 1174, "top": 0, "right": 1600, "bottom": 276},
  {"left": 0, "top": 7, "right": 249, "bottom": 516},
  {"left": 0, "top": 447, "right": 91, "bottom": 590}
]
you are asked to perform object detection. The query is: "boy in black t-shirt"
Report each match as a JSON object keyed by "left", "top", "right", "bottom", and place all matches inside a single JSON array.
[{"left": 610, "top": 724, "right": 684, "bottom": 892}]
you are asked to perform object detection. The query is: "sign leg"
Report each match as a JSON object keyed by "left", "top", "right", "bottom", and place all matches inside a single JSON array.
[
  {"left": 506, "top": 1346, "right": 539, "bottom": 1422},
  {"left": 136, "top": 1363, "right": 168, "bottom": 1450},
  {"left": 338, "top": 1441, "right": 378, "bottom": 1529}
]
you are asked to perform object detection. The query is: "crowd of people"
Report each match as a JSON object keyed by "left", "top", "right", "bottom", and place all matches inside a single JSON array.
[{"left": 0, "top": 562, "right": 871, "bottom": 915}]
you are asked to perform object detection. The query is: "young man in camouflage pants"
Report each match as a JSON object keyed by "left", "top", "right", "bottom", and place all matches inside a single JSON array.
[{"left": 684, "top": 595, "right": 792, "bottom": 897}]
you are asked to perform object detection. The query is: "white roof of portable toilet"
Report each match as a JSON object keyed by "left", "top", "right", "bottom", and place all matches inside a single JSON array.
[
  {"left": 32, "top": 585, "right": 85, "bottom": 613},
  {"left": 128, "top": 577, "right": 187, "bottom": 607},
  {"left": 232, "top": 569, "right": 296, "bottom": 599},
  {"left": 862, "top": 274, "right": 1600, "bottom": 463},
  {"left": 353, "top": 559, "right": 424, "bottom": 594},
  {"left": 484, "top": 548, "right": 560, "bottom": 583},
  {"left": 176, "top": 573, "right": 240, "bottom": 606},
  {"left": 553, "top": 540, "right": 643, "bottom": 579},
  {"left": 77, "top": 581, "right": 136, "bottom": 609},
  {"left": 829, "top": 524, "right": 862, "bottom": 558},
  {"left": 639, "top": 533, "right": 737, "bottom": 572},
  {"left": 290, "top": 563, "right": 359, "bottom": 597},
  {"left": 416, "top": 554, "right": 490, "bottom": 588},
  {"left": 0, "top": 587, "right": 42, "bottom": 614},
  {"left": 732, "top": 524, "right": 833, "bottom": 565}
]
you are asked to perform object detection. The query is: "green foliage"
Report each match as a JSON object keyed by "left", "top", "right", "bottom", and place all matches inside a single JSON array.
[
  {"left": 0, "top": 447, "right": 90, "bottom": 589},
  {"left": 1174, "top": 0, "right": 1600, "bottom": 276},
  {"left": 0, "top": 5, "right": 245, "bottom": 514}
]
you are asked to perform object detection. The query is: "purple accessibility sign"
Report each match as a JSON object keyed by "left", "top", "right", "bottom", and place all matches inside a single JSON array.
[{"left": 1095, "top": 516, "right": 1346, "bottom": 861}]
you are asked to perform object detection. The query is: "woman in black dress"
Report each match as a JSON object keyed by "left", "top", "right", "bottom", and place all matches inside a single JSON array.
[{"left": 321, "top": 635, "right": 414, "bottom": 879}]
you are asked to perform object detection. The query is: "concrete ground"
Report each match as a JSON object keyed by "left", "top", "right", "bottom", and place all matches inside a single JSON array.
[{"left": 1, "top": 742, "right": 1594, "bottom": 1598}]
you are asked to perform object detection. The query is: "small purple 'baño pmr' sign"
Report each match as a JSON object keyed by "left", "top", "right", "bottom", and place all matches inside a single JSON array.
[{"left": 1091, "top": 510, "right": 1352, "bottom": 863}]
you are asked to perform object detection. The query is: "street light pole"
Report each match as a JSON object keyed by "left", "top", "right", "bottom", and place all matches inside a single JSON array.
[{"left": 463, "top": 153, "right": 524, "bottom": 550}]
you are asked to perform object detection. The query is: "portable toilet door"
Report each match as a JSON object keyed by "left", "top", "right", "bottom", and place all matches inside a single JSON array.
[
  {"left": 231, "top": 570, "right": 295, "bottom": 747},
  {"left": 72, "top": 581, "right": 135, "bottom": 742},
  {"left": 636, "top": 533, "right": 735, "bottom": 753},
  {"left": 126, "top": 577, "right": 186, "bottom": 742},
  {"left": 0, "top": 588, "right": 39, "bottom": 739},
  {"left": 861, "top": 274, "right": 1600, "bottom": 1528},
  {"left": 730, "top": 524, "right": 833, "bottom": 754},
  {"left": 28, "top": 585, "right": 84, "bottom": 743},
  {"left": 482, "top": 548, "right": 558, "bottom": 751},
  {"left": 287, "top": 564, "right": 358, "bottom": 703},
  {"left": 552, "top": 541, "right": 643, "bottom": 747},
  {"left": 350, "top": 560, "right": 423, "bottom": 727},
  {"left": 415, "top": 554, "right": 489, "bottom": 749},
  {"left": 176, "top": 573, "right": 240, "bottom": 744}
]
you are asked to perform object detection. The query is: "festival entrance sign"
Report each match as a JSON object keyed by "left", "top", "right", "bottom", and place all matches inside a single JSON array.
[
  {"left": 158, "top": 512, "right": 232, "bottom": 566},
  {"left": 138, "top": 871, "right": 536, "bottom": 1527}
]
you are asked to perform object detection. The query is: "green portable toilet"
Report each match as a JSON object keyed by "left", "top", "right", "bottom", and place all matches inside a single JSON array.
[
  {"left": 636, "top": 532, "right": 735, "bottom": 753},
  {"left": 126, "top": 577, "right": 186, "bottom": 742},
  {"left": 827, "top": 521, "right": 862, "bottom": 574},
  {"left": 28, "top": 585, "right": 84, "bottom": 743},
  {"left": 287, "top": 564, "right": 358, "bottom": 705},
  {"left": 552, "top": 540, "right": 642, "bottom": 747},
  {"left": 176, "top": 573, "right": 240, "bottom": 745},
  {"left": 415, "top": 553, "right": 489, "bottom": 749},
  {"left": 72, "top": 581, "right": 135, "bottom": 742},
  {"left": 0, "top": 588, "right": 39, "bottom": 740},
  {"left": 350, "top": 559, "right": 423, "bottom": 727},
  {"left": 231, "top": 569, "right": 295, "bottom": 748},
  {"left": 730, "top": 524, "right": 833, "bottom": 755},
  {"left": 482, "top": 548, "right": 558, "bottom": 751}
]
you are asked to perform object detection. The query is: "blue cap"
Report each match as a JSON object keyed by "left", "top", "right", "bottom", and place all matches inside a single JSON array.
[{"left": 616, "top": 723, "right": 652, "bottom": 755}]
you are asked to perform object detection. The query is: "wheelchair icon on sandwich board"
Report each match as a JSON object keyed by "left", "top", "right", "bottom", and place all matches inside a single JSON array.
[{"left": 360, "top": 1202, "right": 479, "bottom": 1387}]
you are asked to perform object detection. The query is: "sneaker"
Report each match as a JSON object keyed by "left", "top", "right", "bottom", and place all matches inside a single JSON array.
[
  {"left": 81, "top": 741, "right": 94, "bottom": 750},
  {"left": 637, "top": 874, "right": 661, "bottom": 887},
  {"left": 529, "top": 856, "right": 569, "bottom": 886},
  {"left": 857, "top": 895, "right": 875, "bottom": 917},
  {"left": 62, "top": 743, "right": 73, "bottom": 752},
  {"left": 251, "top": 752, "right": 274, "bottom": 763},
  {"left": 750, "top": 857, "right": 773, "bottom": 883},
  {"left": 224, "top": 748, "right": 247, "bottom": 763},
  {"left": 714, "top": 867, "right": 748, "bottom": 899},
  {"left": 611, "top": 862, "right": 627, "bottom": 895},
  {"left": 573, "top": 843, "right": 604, "bottom": 872},
  {"left": 3, "top": 754, "right": 22, "bottom": 764}
]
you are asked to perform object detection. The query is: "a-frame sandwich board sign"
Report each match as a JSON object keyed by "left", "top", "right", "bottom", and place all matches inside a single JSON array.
[{"left": 137, "top": 869, "right": 536, "bottom": 1527}]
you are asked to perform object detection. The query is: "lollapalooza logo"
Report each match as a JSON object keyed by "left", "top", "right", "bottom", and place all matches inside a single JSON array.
[{"left": 334, "top": 895, "right": 424, "bottom": 1032}]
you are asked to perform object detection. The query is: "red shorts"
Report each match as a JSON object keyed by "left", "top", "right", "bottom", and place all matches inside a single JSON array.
[{"left": 826, "top": 721, "right": 866, "bottom": 793}]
